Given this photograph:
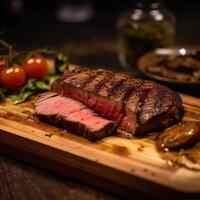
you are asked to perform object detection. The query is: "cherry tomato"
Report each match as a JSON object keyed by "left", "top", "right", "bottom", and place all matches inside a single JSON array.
[
  {"left": 23, "top": 55, "right": 47, "bottom": 80},
  {"left": 1, "top": 64, "right": 26, "bottom": 91}
]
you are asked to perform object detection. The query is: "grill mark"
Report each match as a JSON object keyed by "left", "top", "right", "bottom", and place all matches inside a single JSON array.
[
  {"left": 122, "top": 79, "right": 144, "bottom": 105},
  {"left": 108, "top": 78, "right": 127, "bottom": 98},
  {"left": 81, "top": 70, "right": 111, "bottom": 91},
  {"left": 51, "top": 70, "right": 81, "bottom": 91},
  {"left": 153, "top": 87, "right": 166, "bottom": 115},
  {"left": 136, "top": 88, "right": 152, "bottom": 123},
  {"left": 122, "top": 86, "right": 136, "bottom": 104},
  {"left": 94, "top": 71, "right": 113, "bottom": 94},
  {"left": 136, "top": 88, "right": 151, "bottom": 114},
  {"left": 61, "top": 67, "right": 89, "bottom": 82},
  {"left": 80, "top": 70, "right": 98, "bottom": 89},
  {"left": 64, "top": 70, "right": 94, "bottom": 88}
]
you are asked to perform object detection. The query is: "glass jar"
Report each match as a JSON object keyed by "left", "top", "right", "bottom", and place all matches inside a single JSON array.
[{"left": 118, "top": 0, "right": 175, "bottom": 72}]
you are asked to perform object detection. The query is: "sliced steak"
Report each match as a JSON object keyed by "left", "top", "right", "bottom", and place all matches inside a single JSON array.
[
  {"left": 51, "top": 67, "right": 184, "bottom": 136},
  {"left": 35, "top": 92, "right": 114, "bottom": 141}
]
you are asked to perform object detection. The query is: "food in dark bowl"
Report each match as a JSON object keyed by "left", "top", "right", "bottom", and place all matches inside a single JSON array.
[{"left": 138, "top": 47, "right": 200, "bottom": 84}]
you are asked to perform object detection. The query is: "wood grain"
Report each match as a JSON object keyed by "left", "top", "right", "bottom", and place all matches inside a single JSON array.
[
  {"left": 0, "top": 153, "right": 118, "bottom": 200},
  {"left": 0, "top": 95, "right": 200, "bottom": 199}
]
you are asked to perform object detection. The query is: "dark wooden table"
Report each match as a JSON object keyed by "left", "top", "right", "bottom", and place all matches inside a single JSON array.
[
  {"left": 0, "top": 155, "right": 119, "bottom": 200},
  {"left": 0, "top": 1, "right": 200, "bottom": 199}
]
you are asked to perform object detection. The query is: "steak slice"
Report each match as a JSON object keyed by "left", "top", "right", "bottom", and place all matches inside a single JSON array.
[
  {"left": 35, "top": 92, "right": 114, "bottom": 141},
  {"left": 51, "top": 67, "right": 184, "bottom": 136}
]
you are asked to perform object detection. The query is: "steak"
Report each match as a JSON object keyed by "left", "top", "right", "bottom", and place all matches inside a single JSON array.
[
  {"left": 51, "top": 66, "right": 184, "bottom": 137},
  {"left": 35, "top": 92, "right": 114, "bottom": 141}
]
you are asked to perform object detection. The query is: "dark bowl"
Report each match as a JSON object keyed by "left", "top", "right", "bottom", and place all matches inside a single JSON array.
[{"left": 138, "top": 47, "right": 200, "bottom": 92}]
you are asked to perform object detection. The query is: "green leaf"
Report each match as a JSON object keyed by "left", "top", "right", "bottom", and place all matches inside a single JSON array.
[
  {"left": 11, "top": 91, "right": 35, "bottom": 104},
  {"left": 54, "top": 53, "right": 68, "bottom": 74},
  {"left": 57, "top": 53, "right": 68, "bottom": 62},
  {"left": 10, "top": 79, "right": 38, "bottom": 104},
  {"left": 35, "top": 81, "right": 50, "bottom": 90},
  {"left": 9, "top": 75, "right": 58, "bottom": 104},
  {"left": 45, "top": 74, "right": 58, "bottom": 85},
  {"left": 24, "top": 79, "right": 37, "bottom": 89}
]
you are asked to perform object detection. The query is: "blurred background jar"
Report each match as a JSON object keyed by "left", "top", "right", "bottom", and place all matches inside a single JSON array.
[{"left": 118, "top": 0, "right": 176, "bottom": 73}]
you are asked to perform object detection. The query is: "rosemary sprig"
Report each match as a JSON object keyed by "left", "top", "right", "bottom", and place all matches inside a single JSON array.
[{"left": 0, "top": 39, "right": 17, "bottom": 64}]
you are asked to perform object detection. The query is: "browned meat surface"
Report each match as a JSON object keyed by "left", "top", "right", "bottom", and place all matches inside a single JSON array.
[
  {"left": 157, "top": 121, "right": 200, "bottom": 151},
  {"left": 51, "top": 66, "right": 184, "bottom": 136},
  {"left": 35, "top": 92, "right": 114, "bottom": 141}
]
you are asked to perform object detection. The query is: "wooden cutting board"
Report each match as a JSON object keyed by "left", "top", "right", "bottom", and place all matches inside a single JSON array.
[{"left": 0, "top": 94, "right": 200, "bottom": 199}]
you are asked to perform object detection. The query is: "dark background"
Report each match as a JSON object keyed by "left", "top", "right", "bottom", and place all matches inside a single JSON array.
[
  {"left": 1, "top": 0, "right": 200, "bottom": 67},
  {"left": 0, "top": 1, "right": 200, "bottom": 200}
]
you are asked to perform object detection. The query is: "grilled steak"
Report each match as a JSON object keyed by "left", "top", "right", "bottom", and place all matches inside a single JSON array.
[
  {"left": 51, "top": 66, "right": 184, "bottom": 137},
  {"left": 35, "top": 92, "right": 114, "bottom": 141}
]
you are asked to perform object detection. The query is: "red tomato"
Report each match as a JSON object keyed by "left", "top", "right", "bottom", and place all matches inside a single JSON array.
[
  {"left": 23, "top": 55, "right": 47, "bottom": 80},
  {"left": 1, "top": 64, "right": 26, "bottom": 91}
]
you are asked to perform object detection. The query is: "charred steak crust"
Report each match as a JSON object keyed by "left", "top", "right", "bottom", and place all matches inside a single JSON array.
[{"left": 51, "top": 67, "right": 184, "bottom": 136}]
